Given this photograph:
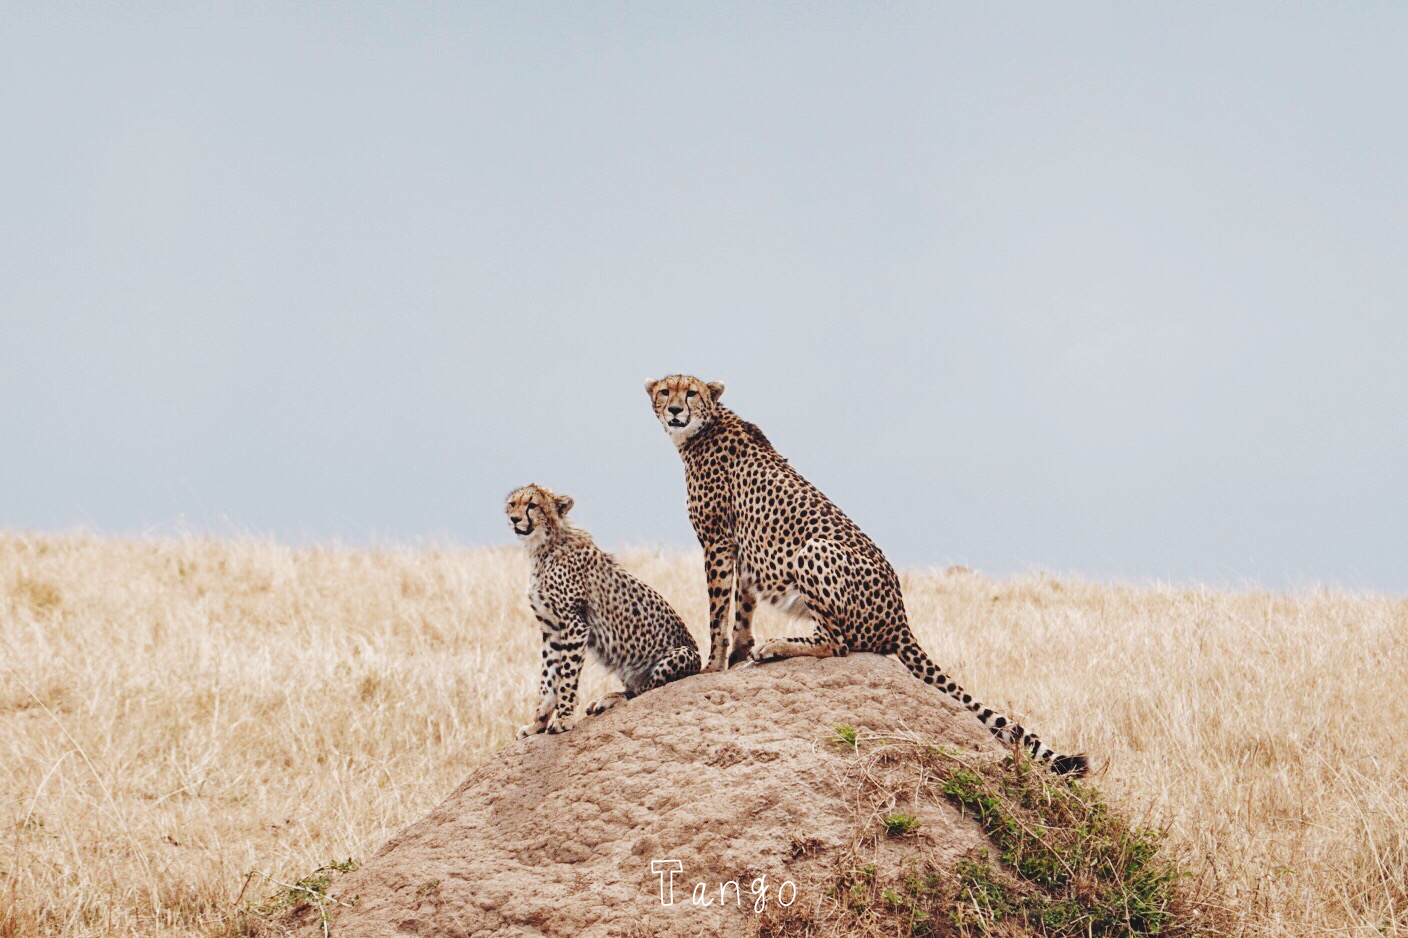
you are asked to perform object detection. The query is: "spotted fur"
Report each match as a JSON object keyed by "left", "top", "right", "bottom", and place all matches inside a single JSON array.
[
  {"left": 507, "top": 483, "right": 700, "bottom": 738},
  {"left": 645, "top": 376, "right": 1087, "bottom": 776}
]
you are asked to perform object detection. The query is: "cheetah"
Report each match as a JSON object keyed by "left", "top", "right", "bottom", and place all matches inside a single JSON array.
[
  {"left": 507, "top": 483, "right": 701, "bottom": 738},
  {"left": 645, "top": 376, "right": 1087, "bottom": 776}
]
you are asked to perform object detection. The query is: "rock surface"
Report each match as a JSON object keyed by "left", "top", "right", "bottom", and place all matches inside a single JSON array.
[{"left": 294, "top": 653, "right": 1009, "bottom": 937}]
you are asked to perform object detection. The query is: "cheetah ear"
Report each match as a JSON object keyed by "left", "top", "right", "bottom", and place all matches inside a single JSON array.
[
  {"left": 554, "top": 495, "right": 575, "bottom": 516},
  {"left": 645, "top": 379, "right": 660, "bottom": 397},
  {"left": 706, "top": 381, "right": 725, "bottom": 402}
]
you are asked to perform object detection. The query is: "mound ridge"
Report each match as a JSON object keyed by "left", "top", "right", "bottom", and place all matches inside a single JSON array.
[{"left": 281, "top": 655, "right": 1082, "bottom": 937}]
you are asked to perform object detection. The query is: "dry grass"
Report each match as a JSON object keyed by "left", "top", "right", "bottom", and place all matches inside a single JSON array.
[{"left": 1, "top": 531, "right": 1405, "bottom": 936}]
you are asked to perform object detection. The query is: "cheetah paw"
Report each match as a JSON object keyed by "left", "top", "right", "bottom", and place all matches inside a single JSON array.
[
  {"left": 516, "top": 722, "right": 545, "bottom": 739},
  {"left": 749, "top": 640, "right": 784, "bottom": 663},
  {"left": 546, "top": 715, "right": 577, "bottom": 734},
  {"left": 727, "top": 640, "right": 755, "bottom": 668},
  {"left": 586, "top": 693, "right": 627, "bottom": 716}
]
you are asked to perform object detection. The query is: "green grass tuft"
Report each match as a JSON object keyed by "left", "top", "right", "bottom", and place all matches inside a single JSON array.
[
  {"left": 832, "top": 723, "right": 860, "bottom": 748},
  {"left": 764, "top": 729, "right": 1223, "bottom": 937},
  {"left": 941, "top": 758, "right": 1194, "bottom": 935},
  {"left": 883, "top": 812, "right": 921, "bottom": 836}
]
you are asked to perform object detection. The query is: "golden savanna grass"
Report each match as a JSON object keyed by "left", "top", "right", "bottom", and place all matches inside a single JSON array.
[{"left": 2, "top": 531, "right": 1406, "bottom": 936}]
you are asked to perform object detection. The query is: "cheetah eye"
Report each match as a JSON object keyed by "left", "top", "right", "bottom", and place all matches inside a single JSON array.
[
  {"left": 686, "top": 389, "right": 698, "bottom": 398},
  {"left": 527, "top": 502, "right": 537, "bottom": 511},
  {"left": 656, "top": 388, "right": 668, "bottom": 397}
]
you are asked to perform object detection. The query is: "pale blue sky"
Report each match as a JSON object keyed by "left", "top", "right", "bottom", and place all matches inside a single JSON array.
[{"left": 2, "top": 4, "right": 1405, "bottom": 592}]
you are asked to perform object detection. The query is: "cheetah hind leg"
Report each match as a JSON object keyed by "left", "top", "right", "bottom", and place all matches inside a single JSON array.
[
  {"left": 750, "top": 593, "right": 849, "bottom": 663},
  {"left": 589, "top": 645, "right": 700, "bottom": 717},
  {"left": 638, "top": 644, "right": 703, "bottom": 693},
  {"left": 750, "top": 633, "right": 844, "bottom": 662},
  {"left": 752, "top": 541, "right": 855, "bottom": 664},
  {"left": 585, "top": 692, "right": 628, "bottom": 716}
]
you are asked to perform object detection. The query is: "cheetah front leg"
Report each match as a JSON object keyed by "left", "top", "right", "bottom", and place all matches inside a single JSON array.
[
  {"left": 546, "top": 619, "right": 588, "bottom": 734},
  {"left": 702, "top": 542, "right": 736, "bottom": 672},
  {"left": 728, "top": 581, "right": 757, "bottom": 668},
  {"left": 517, "top": 627, "right": 559, "bottom": 739}
]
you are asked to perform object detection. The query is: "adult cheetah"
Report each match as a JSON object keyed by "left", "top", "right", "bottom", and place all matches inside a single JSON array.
[
  {"left": 507, "top": 483, "right": 700, "bottom": 738},
  {"left": 645, "top": 376, "right": 1087, "bottom": 776}
]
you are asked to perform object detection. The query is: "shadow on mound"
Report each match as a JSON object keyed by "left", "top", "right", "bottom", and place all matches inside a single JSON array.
[{"left": 259, "top": 654, "right": 1222, "bottom": 938}]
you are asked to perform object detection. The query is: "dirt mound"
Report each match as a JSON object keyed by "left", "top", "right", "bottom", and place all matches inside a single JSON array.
[
  {"left": 276, "top": 655, "right": 1215, "bottom": 937},
  {"left": 277, "top": 653, "right": 1017, "bottom": 937}
]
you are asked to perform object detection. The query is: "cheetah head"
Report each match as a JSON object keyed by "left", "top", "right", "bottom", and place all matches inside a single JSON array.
[
  {"left": 505, "top": 483, "right": 575, "bottom": 545},
  {"left": 645, "top": 375, "right": 725, "bottom": 444}
]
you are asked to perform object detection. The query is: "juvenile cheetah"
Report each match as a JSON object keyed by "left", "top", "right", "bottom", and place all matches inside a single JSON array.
[
  {"left": 645, "top": 376, "right": 1087, "bottom": 776},
  {"left": 507, "top": 483, "right": 700, "bottom": 738}
]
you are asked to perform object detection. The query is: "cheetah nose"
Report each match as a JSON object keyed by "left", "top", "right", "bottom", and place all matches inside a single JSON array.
[
  {"left": 667, "top": 405, "right": 683, "bottom": 415},
  {"left": 510, "top": 515, "right": 521, "bottom": 524}
]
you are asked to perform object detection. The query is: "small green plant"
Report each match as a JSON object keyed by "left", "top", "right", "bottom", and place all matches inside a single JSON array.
[
  {"left": 831, "top": 863, "right": 882, "bottom": 917},
  {"left": 762, "top": 738, "right": 1222, "bottom": 938},
  {"left": 884, "top": 812, "right": 921, "bottom": 836},
  {"left": 832, "top": 723, "right": 860, "bottom": 749},
  {"left": 864, "top": 866, "right": 944, "bottom": 936},
  {"left": 248, "top": 857, "right": 359, "bottom": 935},
  {"left": 953, "top": 853, "right": 1016, "bottom": 928},
  {"left": 941, "top": 757, "right": 1192, "bottom": 936}
]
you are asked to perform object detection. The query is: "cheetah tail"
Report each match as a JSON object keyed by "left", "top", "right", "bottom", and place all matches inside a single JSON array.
[{"left": 893, "top": 637, "right": 1088, "bottom": 778}]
